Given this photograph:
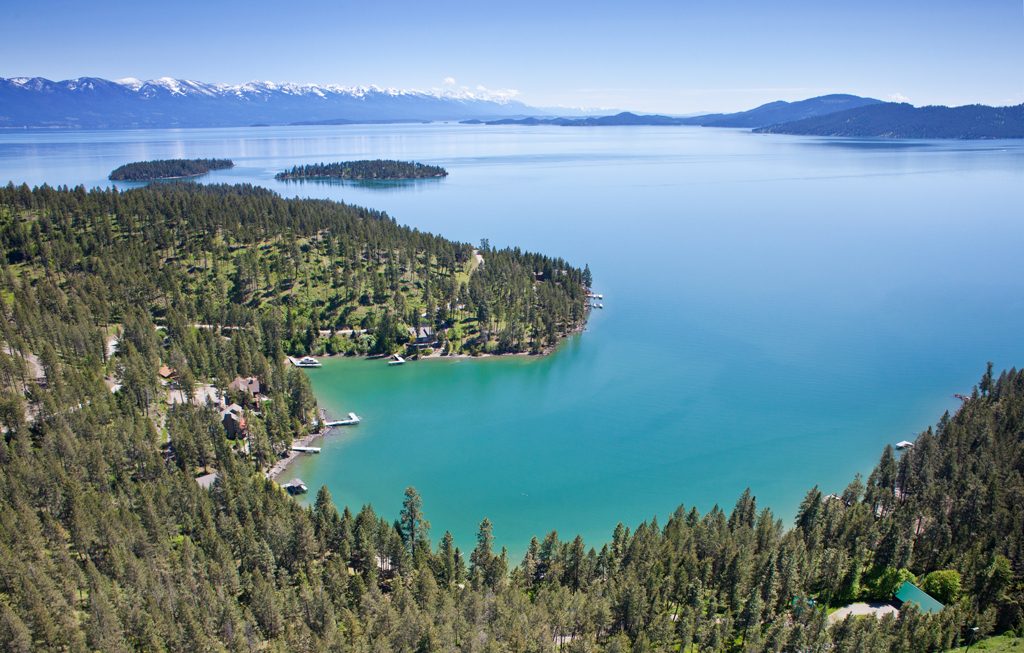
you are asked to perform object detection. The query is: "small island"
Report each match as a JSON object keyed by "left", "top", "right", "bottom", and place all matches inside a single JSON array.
[
  {"left": 109, "top": 158, "right": 235, "bottom": 181},
  {"left": 275, "top": 159, "right": 448, "bottom": 181}
]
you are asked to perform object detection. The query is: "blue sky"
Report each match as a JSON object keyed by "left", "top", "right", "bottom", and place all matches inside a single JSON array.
[{"left": 3, "top": 0, "right": 1022, "bottom": 113}]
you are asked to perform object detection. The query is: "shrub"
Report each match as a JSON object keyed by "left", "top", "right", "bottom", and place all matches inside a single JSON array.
[{"left": 922, "top": 569, "right": 962, "bottom": 604}]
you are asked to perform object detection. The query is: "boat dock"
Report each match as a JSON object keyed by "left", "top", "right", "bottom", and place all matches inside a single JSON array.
[
  {"left": 291, "top": 445, "right": 321, "bottom": 454},
  {"left": 325, "top": 412, "right": 361, "bottom": 427},
  {"left": 282, "top": 478, "right": 308, "bottom": 494}
]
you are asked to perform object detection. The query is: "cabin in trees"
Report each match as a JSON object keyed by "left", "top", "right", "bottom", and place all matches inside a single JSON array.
[
  {"left": 195, "top": 472, "right": 219, "bottom": 490},
  {"left": 158, "top": 365, "right": 177, "bottom": 380},
  {"left": 220, "top": 403, "right": 248, "bottom": 439},
  {"left": 228, "top": 375, "right": 264, "bottom": 406},
  {"left": 229, "top": 375, "right": 261, "bottom": 395}
]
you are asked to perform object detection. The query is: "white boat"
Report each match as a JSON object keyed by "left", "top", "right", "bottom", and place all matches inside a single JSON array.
[
  {"left": 388, "top": 354, "right": 406, "bottom": 366},
  {"left": 325, "top": 412, "right": 361, "bottom": 427},
  {"left": 895, "top": 440, "right": 915, "bottom": 450},
  {"left": 294, "top": 356, "right": 322, "bottom": 368}
]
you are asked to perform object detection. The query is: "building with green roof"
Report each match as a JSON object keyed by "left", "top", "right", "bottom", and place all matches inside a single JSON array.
[{"left": 894, "top": 580, "right": 944, "bottom": 614}]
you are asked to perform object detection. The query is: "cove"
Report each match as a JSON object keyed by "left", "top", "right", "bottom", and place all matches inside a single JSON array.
[{"left": 2, "top": 124, "right": 1023, "bottom": 556}]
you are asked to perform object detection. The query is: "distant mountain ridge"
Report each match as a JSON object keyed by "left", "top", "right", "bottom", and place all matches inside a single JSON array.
[
  {"left": 465, "top": 94, "right": 884, "bottom": 128},
  {"left": 0, "top": 76, "right": 536, "bottom": 128},
  {"left": 465, "top": 94, "right": 1024, "bottom": 139},
  {"left": 754, "top": 102, "right": 1024, "bottom": 139},
  {"left": 682, "top": 93, "right": 883, "bottom": 127}
]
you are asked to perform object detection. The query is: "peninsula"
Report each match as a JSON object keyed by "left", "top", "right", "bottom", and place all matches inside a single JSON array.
[
  {"left": 275, "top": 159, "right": 448, "bottom": 181},
  {"left": 108, "top": 157, "right": 234, "bottom": 181}
]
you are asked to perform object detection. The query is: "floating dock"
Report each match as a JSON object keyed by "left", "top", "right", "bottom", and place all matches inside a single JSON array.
[
  {"left": 291, "top": 446, "right": 321, "bottom": 454},
  {"left": 388, "top": 354, "right": 406, "bottom": 366},
  {"left": 325, "top": 412, "right": 361, "bottom": 427}
]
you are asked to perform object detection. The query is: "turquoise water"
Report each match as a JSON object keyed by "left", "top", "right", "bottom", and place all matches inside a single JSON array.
[{"left": 3, "top": 124, "right": 1023, "bottom": 556}]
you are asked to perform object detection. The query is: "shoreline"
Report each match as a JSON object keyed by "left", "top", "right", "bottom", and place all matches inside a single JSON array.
[
  {"left": 265, "top": 410, "right": 332, "bottom": 481},
  {"left": 270, "top": 318, "right": 590, "bottom": 481}
]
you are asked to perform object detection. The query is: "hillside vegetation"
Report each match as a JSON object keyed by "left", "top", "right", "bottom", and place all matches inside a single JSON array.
[
  {"left": 0, "top": 182, "right": 1021, "bottom": 651},
  {"left": 0, "top": 183, "right": 586, "bottom": 359}
]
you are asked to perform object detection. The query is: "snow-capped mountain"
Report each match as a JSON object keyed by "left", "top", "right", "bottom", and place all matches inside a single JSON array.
[{"left": 0, "top": 76, "right": 537, "bottom": 128}]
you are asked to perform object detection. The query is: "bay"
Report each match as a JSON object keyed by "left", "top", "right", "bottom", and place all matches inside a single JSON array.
[{"left": 2, "top": 124, "right": 1023, "bottom": 556}]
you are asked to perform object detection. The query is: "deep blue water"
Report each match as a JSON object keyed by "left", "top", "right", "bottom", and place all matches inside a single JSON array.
[{"left": 2, "top": 124, "right": 1022, "bottom": 555}]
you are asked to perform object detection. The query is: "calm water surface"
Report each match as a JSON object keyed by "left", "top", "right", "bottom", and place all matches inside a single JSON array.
[{"left": 3, "top": 124, "right": 1023, "bottom": 556}]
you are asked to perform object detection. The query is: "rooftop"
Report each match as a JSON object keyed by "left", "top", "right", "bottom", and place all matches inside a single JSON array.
[{"left": 894, "top": 581, "right": 944, "bottom": 614}]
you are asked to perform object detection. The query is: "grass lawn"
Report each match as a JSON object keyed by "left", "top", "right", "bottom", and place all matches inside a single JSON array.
[{"left": 947, "top": 634, "right": 1024, "bottom": 652}]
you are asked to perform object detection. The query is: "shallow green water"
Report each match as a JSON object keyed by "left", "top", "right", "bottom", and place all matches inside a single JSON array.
[{"left": 2, "top": 124, "right": 1023, "bottom": 557}]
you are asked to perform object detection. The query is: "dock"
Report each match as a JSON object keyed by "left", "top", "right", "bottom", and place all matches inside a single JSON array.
[
  {"left": 388, "top": 354, "right": 406, "bottom": 366},
  {"left": 325, "top": 412, "right": 361, "bottom": 427},
  {"left": 291, "top": 446, "right": 321, "bottom": 454}
]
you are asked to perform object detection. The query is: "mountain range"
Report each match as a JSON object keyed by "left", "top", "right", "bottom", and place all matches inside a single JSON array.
[
  {"left": 465, "top": 94, "right": 1024, "bottom": 139},
  {"left": 3, "top": 77, "right": 1022, "bottom": 138},
  {"left": 464, "top": 94, "right": 886, "bottom": 128},
  {"left": 0, "top": 76, "right": 535, "bottom": 128}
]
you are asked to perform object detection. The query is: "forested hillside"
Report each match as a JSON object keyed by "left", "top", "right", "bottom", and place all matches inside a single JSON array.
[
  {"left": 0, "top": 182, "right": 1021, "bottom": 652},
  {"left": 0, "top": 183, "right": 587, "bottom": 358}
]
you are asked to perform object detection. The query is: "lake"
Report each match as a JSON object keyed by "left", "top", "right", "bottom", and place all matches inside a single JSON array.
[{"left": 2, "top": 124, "right": 1023, "bottom": 557}]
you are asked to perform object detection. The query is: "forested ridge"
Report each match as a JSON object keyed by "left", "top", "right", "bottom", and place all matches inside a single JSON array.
[
  {"left": 0, "top": 181, "right": 1021, "bottom": 652},
  {"left": 0, "top": 183, "right": 587, "bottom": 358},
  {"left": 275, "top": 160, "right": 448, "bottom": 181},
  {"left": 109, "top": 159, "right": 235, "bottom": 181}
]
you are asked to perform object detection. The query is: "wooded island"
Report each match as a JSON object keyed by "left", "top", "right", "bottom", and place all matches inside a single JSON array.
[
  {"left": 275, "top": 159, "right": 448, "bottom": 181},
  {"left": 109, "top": 158, "right": 235, "bottom": 181}
]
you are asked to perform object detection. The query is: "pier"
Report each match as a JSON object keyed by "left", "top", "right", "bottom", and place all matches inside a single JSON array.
[
  {"left": 291, "top": 445, "right": 321, "bottom": 454},
  {"left": 325, "top": 411, "right": 361, "bottom": 427}
]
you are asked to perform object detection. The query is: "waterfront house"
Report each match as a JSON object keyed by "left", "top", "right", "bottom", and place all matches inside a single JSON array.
[
  {"left": 407, "top": 326, "right": 438, "bottom": 348},
  {"left": 229, "top": 375, "right": 261, "bottom": 396},
  {"left": 283, "top": 478, "right": 308, "bottom": 494},
  {"left": 220, "top": 403, "right": 247, "bottom": 439}
]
